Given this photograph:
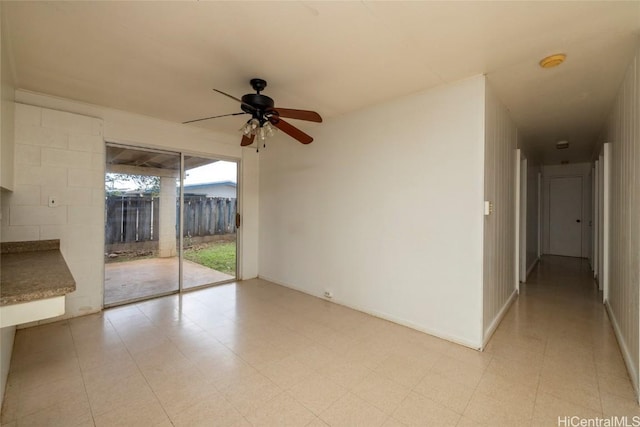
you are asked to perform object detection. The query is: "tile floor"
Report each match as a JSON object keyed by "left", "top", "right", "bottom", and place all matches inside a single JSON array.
[{"left": 1, "top": 256, "right": 638, "bottom": 426}]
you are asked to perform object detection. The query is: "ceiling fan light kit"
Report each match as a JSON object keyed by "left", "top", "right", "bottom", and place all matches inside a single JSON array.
[{"left": 184, "top": 78, "right": 322, "bottom": 152}]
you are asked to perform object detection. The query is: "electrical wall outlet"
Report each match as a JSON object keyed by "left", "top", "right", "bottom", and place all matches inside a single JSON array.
[{"left": 324, "top": 290, "right": 333, "bottom": 299}]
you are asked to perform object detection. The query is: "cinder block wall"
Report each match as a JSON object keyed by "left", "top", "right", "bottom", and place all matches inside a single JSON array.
[{"left": 1, "top": 103, "right": 105, "bottom": 319}]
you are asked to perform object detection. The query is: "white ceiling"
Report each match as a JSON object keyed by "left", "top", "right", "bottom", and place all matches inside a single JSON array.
[{"left": 3, "top": 1, "right": 639, "bottom": 164}]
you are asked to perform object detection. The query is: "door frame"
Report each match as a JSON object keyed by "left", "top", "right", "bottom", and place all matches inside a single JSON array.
[
  {"left": 180, "top": 151, "right": 240, "bottom": 293},
  {"left": 547, "top": 175, "right": 584, "bottom": 257},
  {"left": 103, "top": 142, "right": 241, "bottom": 307},
  {"left": 519, "top": 156, "right": 527, "bottom": 283}
]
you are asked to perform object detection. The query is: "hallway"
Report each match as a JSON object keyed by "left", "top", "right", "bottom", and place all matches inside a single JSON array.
[
  {"left": 1, "top": 257, "right": 638, "bottom": 426},
  {"left": 485, "top": 255, "right": 638, "bottom": 424}
]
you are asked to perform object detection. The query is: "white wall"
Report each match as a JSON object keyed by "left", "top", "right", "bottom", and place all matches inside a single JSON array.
[
  {"left": 600, "top": 44, "right": 640, "bottom": 398},
  {"left": 2, "top": 94, "right": 261, "bottom": 313},
  {"left": 0, "top": 3, "right": 16, "bottom": 408},
  {"left": 259, "top": 76, "right": 486, "bottom": 348},
  {"left": 14, "top": 90, "right": 260, "bottom": 282},
  {"left": 526, "top": 160, "right": 541, "bottom": 275},
  {"left": 0, "top": 3, "right": 15, "bottom": 191},
  {"left": 541, "top": 162, "right": 593, "bottom": 258},
  {"left": 1, "top": 104, "right": 106, "bottom": 321},
  {"left": 239, "top": 152, "right": 259, "bottom": 280},
  {"left": 482, "top": 81, "right": 518, "bottom": 344}
]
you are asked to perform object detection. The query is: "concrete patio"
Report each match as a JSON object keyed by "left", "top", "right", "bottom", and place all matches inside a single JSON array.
[{"left": 104, "top": 257, "right": 234, "bottom": 305}]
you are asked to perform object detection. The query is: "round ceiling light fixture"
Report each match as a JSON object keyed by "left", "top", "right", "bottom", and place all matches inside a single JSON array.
[{"left": 539, "top": 53, "right": 567, "bottom": 69}]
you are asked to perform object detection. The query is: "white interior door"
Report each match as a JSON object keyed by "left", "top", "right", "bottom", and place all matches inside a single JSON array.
[{"left": 549, "top": 176, "right": 583, "bottom": 257}]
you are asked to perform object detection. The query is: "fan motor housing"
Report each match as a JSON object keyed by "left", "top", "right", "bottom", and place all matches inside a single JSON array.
[{"left": 241, "top": 94, "right": 274, "bottom": 114}]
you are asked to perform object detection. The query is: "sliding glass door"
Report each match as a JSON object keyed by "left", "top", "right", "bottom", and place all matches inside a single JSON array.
[
  {"left": 182, "top": 156, "right": 238, "bottom": 290},
  {"left": 103, "top": 145, "right": 238, "bottom": 306}
]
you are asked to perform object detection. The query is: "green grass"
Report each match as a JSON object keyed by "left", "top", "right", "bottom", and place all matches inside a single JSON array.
[{"left": 184, "top": 242, "right": 236, "bottom": 275}]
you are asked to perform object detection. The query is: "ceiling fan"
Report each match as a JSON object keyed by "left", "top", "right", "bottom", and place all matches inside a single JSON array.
[{"left": 183, "top": 78, "right": 322, "bottom": 147}]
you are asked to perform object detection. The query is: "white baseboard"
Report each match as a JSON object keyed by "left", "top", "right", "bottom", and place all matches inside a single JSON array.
[
  {"left": 604, "top": 300, "right": 640, "bottom": 403},
  {"left": 526, "top": 257, "right": 539, "bottom": 280},
  {"left": 482, "top": 289, "right": 518, "bottom": 350},
  {"left": 258, "top": 275, "right": 483, "bottom": 350}
]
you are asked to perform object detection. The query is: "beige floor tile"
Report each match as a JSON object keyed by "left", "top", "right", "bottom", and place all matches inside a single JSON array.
[
  {"left": 474, "top": 372, "right": 537, "bottom": 416},
  {"left": 484, "top": 340, "right": 545, "bottom": 366},
  {"left": 11, "top": 345, "right": 78, "bottom": 372},
  {"left": 86, "top": 371, "right": 158, "bottom": 416},
  {"left": 81, "top": 355, "right": 140, "bottom": 388},
  {"left": 11, "top": 356, "right": 83, "bottom": 393},
  {"left": 1, "top": 380, "right": 19, "bottom": 424},
  {"left": 320, "top": 360, "right": 372, "bottom": 390},
  {"left": 292, "top": 344, "right": 338, "bottom": 371},
  {"left": 538, "top": 373, "right": 602, "bottom": 412},
  {"left": 93, "top": 397, "right": 169, "bottom": 427},
  {"left": 245, "top": 392, "right": 316, "bottom": 426},
  {"left": 3, "top": 259, "right": 638, "bottom": 427},
  {"left": 463, "top": 392, "right": 530, "bottom": 427},
  {"left": 259, "top": 354, "right": 314, "bottom": 389},
  {"left": 196, "top": 351, "right": 258, "bottom": 389},
  {"left": 320, "top": 392, "right": 387, "bottom": 427},
  {"left": 484, "top": 355, "right": 541, "bottom": 387},
  {"left": 305, "top": 416, "right": 330, "bottom": 426},
  {"left": 16, "top": 375, "right": 87, "bottom": 419},
  {"left": 445, "top": 345, "right": 493, "bottom": 369},
  {"left": 148, "top": 366, "right": 217, "bottom": 418},
  {"left": 374, "top": 354, "right": 431, "bottom": 388},
  {"left": 232, "top": 340, "right": 291, "bottom": 369},
  {"left": 339, "top": 341, "right": 391, "bottom": 370},
  {"left": 595, "top": 353, "right": 629, "bottom": 377},
  {"left": 220, "top": 372, "right": 283, "bottom": 416},
  {"left": 430, "top": 356, "right": 486, "bottom": 388},
  {"left": 413, "top": 371, "right": 475, "bottom": 413},
  {"left": 381, "top": 416, "right": 406, "bottom": 426},
  {"left": 351, "top": 371, "right": 411, "bottom": 415},
  {"left": 12, "top": 397, "right": 93, "bottom": 427},
  {"left": 598, "top": 371, "right": 636, "bottom": 401},
  {"left": 393, "top": 392, "right": 460, "bottom": 427},
  {"left": 289, "top": 372, "right": 347, "bottom": 415},
  {"left": 76, "top": 344, "right": 134, "bottom": 373},
  {"left": 532, "top": 391, "right": 602, "bottom": 426},
  {"left": 601, "top": 392, "right": 640, "bottom": 417},
  {"left": 169, "top": 391, "right": 249, "bottom": 427},
  {"left": 456, "top": 415, "right": 488, "bottom": 426}
]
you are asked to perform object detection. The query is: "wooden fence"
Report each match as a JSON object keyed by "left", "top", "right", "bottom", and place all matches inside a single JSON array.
[{"left": 105, "top": 194, "right": 236, "bottom": 244}]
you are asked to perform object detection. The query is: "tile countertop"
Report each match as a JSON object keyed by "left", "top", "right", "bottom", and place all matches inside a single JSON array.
[{"left": 0, "top": 240, "right": 76, "bottom": 306}]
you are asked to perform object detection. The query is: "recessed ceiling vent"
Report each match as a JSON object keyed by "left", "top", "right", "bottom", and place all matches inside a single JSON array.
[{"left": 556, "top": 140, "right": 569, "bottom": 150}]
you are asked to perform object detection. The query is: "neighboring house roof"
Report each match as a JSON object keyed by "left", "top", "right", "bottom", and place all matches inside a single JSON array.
[{"left": 184, "top": 181, "right": 237, "bottom": 190}]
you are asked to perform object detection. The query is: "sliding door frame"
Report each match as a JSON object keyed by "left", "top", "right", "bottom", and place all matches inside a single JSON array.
[{"left": 103, "top": 141, "right": 241, "bottom": 306}]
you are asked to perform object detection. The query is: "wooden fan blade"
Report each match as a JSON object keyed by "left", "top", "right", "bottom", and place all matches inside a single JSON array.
[
  {"left": 213, "top": 89, "right": 256, "bottom": 112},
  {"left": 240, "top": 133, "right": 255, "bottom": 146},
  {"left": 269, "top": 117, "right": 313, "bottom": 144},
  {"left": 270, "top": 108, "right": 322, "bottom": 123},
  {"left": 182, "top": 112, "right": 246, "bottom": 124}
]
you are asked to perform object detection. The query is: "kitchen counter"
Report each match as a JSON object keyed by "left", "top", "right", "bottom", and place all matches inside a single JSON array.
[{"left": 1, "top": 240, "right": 76, "bottom": 306}]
